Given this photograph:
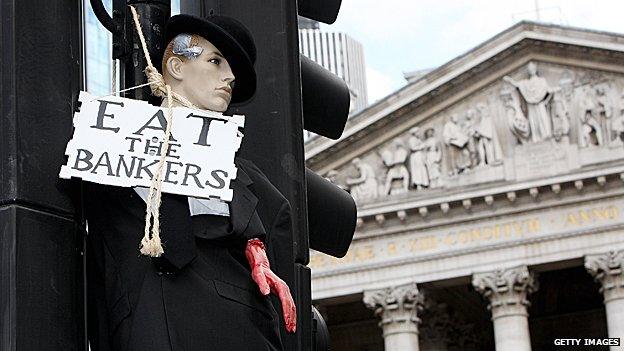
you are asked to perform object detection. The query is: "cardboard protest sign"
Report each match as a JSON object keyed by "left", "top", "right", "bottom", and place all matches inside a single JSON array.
[{"left": 60, "top": 91, "right": 244, "bottom": 201}]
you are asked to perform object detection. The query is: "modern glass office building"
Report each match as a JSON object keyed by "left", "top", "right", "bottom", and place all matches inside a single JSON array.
[
  {"left": 83, "top": 0, "right": 180, "bottom": 95},
  {"left": 299, "top": 26, "right": 368, "bottom": 114},
  {"left": 84, "top": 0, "right": 112, "bottom": 95}
]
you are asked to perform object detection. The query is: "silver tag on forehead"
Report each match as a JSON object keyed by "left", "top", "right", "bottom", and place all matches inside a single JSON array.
[{"left": 172, "top": 33, "right": 204, "bottom": 59}]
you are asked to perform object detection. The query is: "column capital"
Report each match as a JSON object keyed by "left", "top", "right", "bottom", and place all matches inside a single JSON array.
[
  {"left": 363, "top": 283, "right": 424, "bottom": 332},
  {"left": 472, "top": 266, "right": 538, "bottom": 320},
  {"left": 585, "top": 250, "right": 624, "bottom": 302}
]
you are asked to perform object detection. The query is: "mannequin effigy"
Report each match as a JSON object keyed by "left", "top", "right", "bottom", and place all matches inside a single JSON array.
[{"left": 84, "top": 14, "right": 296, "bottom": 351}]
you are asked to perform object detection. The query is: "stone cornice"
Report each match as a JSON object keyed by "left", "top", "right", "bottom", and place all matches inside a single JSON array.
[
  {"left": 353, "top": 166, "right": 624, "bottom": 230},
  {"left": 356, "top": 188, "right": 624, "bottom": 241}
]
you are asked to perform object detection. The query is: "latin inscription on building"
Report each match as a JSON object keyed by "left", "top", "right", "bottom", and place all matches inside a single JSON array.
[{"left": 309, "top": 201, "right": 622, "bottom": 272}]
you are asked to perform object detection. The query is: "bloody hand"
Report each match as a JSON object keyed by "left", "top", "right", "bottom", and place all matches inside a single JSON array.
[{"left": 245, "top": 239, "right": 297, "bottom": 333}]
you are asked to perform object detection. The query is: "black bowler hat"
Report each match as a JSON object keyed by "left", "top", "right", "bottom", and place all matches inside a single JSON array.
[{"left": 164, "top": 14, "right": 257, "bottom": 104}]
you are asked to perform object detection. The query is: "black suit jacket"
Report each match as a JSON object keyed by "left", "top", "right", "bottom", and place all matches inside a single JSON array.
[{"left": 85, "top": 158, "right": 292, "bottom": 351}]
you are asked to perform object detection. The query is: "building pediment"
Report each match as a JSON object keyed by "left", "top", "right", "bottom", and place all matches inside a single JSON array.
[{"left": 306, "top": 21, "right": 624, "bottom": 214}]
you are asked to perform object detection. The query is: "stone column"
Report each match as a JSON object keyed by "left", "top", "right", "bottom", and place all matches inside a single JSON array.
[
  {"left": 585, "top": 251, "right": 624, "bottom": 351},
  {"left": 472, "top": 266, "right": 538, "bottom": 351},
  {"left": 364, "top": 283, "right": 424, "bottom": 351}
]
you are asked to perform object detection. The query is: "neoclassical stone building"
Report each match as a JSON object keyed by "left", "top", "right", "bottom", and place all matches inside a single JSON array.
[{"left": 305, "top": 21, "right": 624, "bottom": 351}]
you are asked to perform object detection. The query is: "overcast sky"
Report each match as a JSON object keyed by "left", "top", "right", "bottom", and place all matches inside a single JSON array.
[{"left": 322, "top": 0, "right": 624, "bottom": 104}]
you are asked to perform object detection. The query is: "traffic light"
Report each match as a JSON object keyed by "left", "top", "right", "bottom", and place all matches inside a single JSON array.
[
  {"left": 298, "top": 1, "right": 357, "bottom": 258},
  {"left": 300, "top": 55, "right": 351, "bottom": 140},
  {"left": 298, "top": 0, "right": 343, "bottom": 24}
]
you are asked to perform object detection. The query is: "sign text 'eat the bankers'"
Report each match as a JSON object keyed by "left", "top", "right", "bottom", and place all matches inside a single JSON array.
[{"left": 60, "top": 91, "right": 244, "bottom": 201}]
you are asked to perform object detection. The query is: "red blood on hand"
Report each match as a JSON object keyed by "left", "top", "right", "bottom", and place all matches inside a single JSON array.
[{"left": 245, "top": 239, "right": 297, "bottom": 333}]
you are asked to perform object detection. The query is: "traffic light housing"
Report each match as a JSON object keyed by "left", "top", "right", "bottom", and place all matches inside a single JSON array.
[
  {"left": 306, "top": 168, "right": 356, "bottom": 257},
  {"left": 300, "top": 55, "right": 351, "bottom": 140},
  {"left": 298, "top": 0, "right": 343, "bottom": 24},
  {"left": 297, "top": 1, "right": 356, "bottom": 258}
]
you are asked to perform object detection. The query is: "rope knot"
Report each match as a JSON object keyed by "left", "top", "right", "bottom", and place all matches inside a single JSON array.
[
  {"left": 140, "top": 232, "right": 164, "bottom": 257},
  {"left": 145, "top": 66, "right": 167, "bottom": 97}
]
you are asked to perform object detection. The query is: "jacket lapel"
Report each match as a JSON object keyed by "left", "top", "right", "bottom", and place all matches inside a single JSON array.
[{"left": 229, "top": 163, "right": 259, "bottom": 236}]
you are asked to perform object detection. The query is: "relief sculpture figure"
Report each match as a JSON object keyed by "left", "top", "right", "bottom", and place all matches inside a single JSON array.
[
  {"left": 579, "top": 86, "right": 604, "bottom": 148},
  {"left": 475, "top": 103, "right": 503, "bottom": 166},
  {"left": 501, "top": 88, "right": 531, "bottom": 144},
  {"left": 443, "top": 114, "right": 471, "bottom": 175},
  {"left": 325, "top": 169, "right": 347, "bottom": 191},
  {"left": 424, "top": 128, "right": 443, "bottom": 188},
  {"left": 504, "top": 62, "right": 557, "bottom": 142},
  {"left": 612, "top": 90, "right": 624, "bottom": 146},
  {"left": 551, "top": 94, "right": 571, "bottom": 143},
  {"left": 346, "top": 158, "right": 379, "bottom": 202},
  {"left": 463, "top": 109, "right": 480, "bottom": 168},
  {"left": 595, "top": 85, "right": 615, "bottom": 146},
  {"left": 381, "top": 138, "right": 410, "bottom": 195},
  {"left": 407, "top": 127, "right": 430, "bottom": 189}
]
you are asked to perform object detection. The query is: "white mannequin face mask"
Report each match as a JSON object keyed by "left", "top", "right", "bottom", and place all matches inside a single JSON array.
[{"left": 164, "top": 36, "right": 235, "bottom": 112}]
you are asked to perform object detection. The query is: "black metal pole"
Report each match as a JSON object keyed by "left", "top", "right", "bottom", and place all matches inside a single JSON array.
[
  {"left": 0, "top": 0, "right": 85, "bottom": 349},
  {"left": 115, "top": 0, "right": 170, "bottom": 106}
]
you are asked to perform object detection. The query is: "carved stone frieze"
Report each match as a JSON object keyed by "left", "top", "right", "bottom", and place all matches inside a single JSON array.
[{"left": 325, "top": 61, "right": 624, "bottom": 204}]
